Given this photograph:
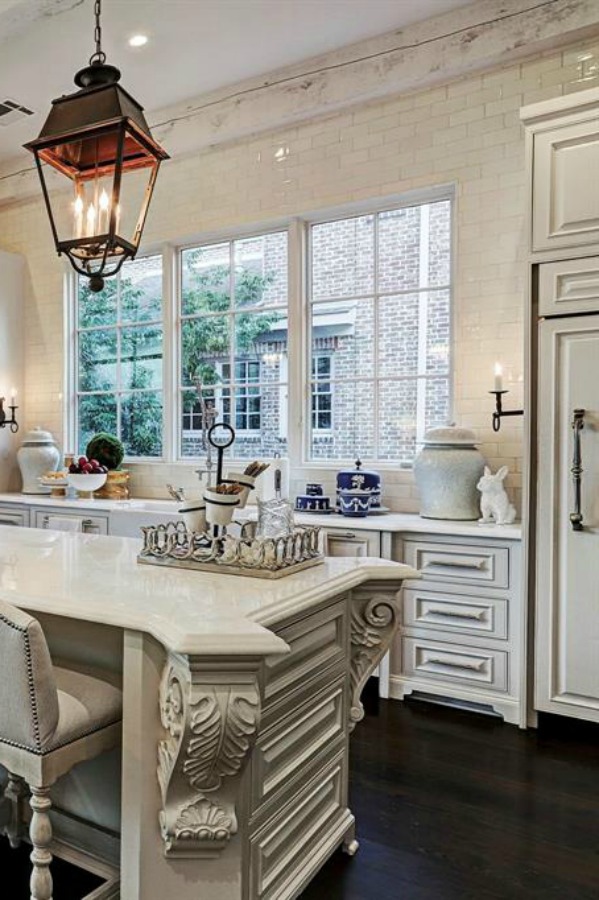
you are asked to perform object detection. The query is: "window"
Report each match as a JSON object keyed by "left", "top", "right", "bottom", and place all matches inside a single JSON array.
[
  {"left": 75, "top": 255, "right": 163, "bottom": 458},
  {"left": 179, "top": 231, "right": 288, "bottom": 459},
  {"left": 68, "top": 189, "right": 452, "bottom": 467},
  {"left": 308, "top": 199, "right": 452, "bottom": 462},
  {"left": 311, "top": 356, "right": 333, "bottom": 431}
]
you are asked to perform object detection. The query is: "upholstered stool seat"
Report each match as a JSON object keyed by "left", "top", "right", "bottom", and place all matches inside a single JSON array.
[{"left": 0, "top": 599, "right": 122, "bottom": 899}]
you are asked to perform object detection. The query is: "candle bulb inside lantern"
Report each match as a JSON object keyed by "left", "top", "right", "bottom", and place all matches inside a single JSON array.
[
  {"left": 494, "top": 362, "right": 503, "bottom": 392},
  {"left": 98, "top": 189, "right": 109, "bottom": 234},
  {"left": 86, "top": 203, "right": 97, "bottom": 238},
  {"left": 73, "top": 195, "right": 84, "bottom": 239}
]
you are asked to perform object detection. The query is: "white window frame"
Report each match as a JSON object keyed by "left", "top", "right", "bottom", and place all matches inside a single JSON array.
[
  {"left": 302, "top": 185, "right": 455, "bottom": 468},
  {"left": 176, "top": 227, "right": 290, "bottom": 460},
  {"left": 65, "top": 249, "right": 168, "bottom": 463},
  {"left": 64, "top": 185, "right": 454, "bottom": 470}
]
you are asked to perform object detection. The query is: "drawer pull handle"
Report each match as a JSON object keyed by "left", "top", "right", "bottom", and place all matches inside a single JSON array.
[
  {"left": 425, "top": 607, "right": 485, "bottom": 621},
  {"left": 424, "top": 655, "right": 486, "bottom": 672},
  {"left": 570, "top": 408, "right": 585, "bottom": 532},
  {"left": 423, "top": 556, "right": 486, "bottom": 570},
  {"left": 43, "top": 516, "right": 94, "bottom": 529}
]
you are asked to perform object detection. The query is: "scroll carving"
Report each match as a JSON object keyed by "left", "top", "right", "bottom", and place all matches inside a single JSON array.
[
  {"left": 350, "top": 592, "right": 398, "bottom": 729},
  {"left": 158, "top": 654, "right": 261, "bottom": 858}
]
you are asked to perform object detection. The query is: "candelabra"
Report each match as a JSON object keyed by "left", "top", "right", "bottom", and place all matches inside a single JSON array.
[{"left": 0, "top": 396, "right": 18, "bottom": 433}]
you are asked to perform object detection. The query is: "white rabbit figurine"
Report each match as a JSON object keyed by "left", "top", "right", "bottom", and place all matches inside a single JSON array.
[{"left": 476, "top": 465, "right": 516, "bottom": 525}]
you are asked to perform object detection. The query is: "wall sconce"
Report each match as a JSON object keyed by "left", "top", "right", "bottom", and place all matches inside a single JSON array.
[
  {"left": 0, "top": 390, "right": 19, "bottom": 434},
  {"left": 490, "top": 364, "right": 523, "bottom": 433}
]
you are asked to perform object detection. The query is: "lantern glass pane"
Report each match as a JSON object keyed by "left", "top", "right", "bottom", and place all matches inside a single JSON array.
[
  {"left": 114, "top": 161, "right": 158, "bottom": 250},
  {"left": 45, "top": 139, "right": 120, "bottom": 254}
]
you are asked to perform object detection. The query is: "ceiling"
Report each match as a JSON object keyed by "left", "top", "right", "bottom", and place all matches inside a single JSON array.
[{"left": 0, "top": 0, "right": 472, "bottom": 164}]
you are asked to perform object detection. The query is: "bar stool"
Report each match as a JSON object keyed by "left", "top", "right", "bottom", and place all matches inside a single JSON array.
[{"left": 0, "top": 599, "right": 122, "bottom": 900}]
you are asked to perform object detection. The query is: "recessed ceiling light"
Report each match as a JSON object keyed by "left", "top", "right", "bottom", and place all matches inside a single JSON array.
[{"left": 128, "top": 34, "right": 148, "bottom": 48}]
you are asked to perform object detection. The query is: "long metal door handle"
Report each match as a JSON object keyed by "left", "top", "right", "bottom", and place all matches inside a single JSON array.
[{"left": 570, "top": 408, "right": 585, "bottom": 532}]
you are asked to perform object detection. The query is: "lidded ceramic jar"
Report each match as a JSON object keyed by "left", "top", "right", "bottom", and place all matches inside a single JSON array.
[
  {"left": 336, "top": 460, "right": 381, "bottom": 509},
  {"left": 17, "top": 427, "right": 61, "bottom": 494},
  {"left": 414, "top": 426, "right": 486, "bottom": 520}
]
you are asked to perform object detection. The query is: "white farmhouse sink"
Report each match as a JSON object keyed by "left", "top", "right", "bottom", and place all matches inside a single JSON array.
[{"left": 110, "top": 500, "right": 181, "bottom": 538}]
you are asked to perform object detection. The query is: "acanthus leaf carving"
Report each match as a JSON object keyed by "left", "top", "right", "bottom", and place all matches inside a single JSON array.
[
  {"left": 157, "top": 655, "right": 261, "bottom": 858},
  {"left": 184, "top": 689, "right": 260, "bottom": 791},
  {"left": 349, "top": 593, "right": 398, "bottom": 730}
]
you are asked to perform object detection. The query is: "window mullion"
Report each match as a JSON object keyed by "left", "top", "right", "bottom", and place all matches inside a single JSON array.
[{"left": 373, "top": 213, "right": 380, "bottom": 462}]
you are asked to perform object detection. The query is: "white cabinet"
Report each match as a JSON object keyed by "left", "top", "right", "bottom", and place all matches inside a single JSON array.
[
  {"left": 535, "top": 317, "right": 599, "bottom": 722},
  {"left": 0, "top": 504, "right": 29, "bottom": 527},
  {"left": 521, "top": 89, "right": 599, "bottom": 255},
  {"left": 392, "top": 533, "right": 524, "bottom": 726},
  {"left": 323, "top": 528, "right": 380, "bottom": 558},
  {"left": 539, "top": 257, "right": 599, "bottom": 317},
  {"left": 523, "top": 88, "right": 599, "bottom": 726}
]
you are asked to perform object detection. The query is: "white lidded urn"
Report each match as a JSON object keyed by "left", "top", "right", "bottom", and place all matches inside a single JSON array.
[
  {"left": 17, "top": 427, "right": 60, "bottom": 494},
  {"left": 414, "top": 426, "right": 486, "bottom": 520}
]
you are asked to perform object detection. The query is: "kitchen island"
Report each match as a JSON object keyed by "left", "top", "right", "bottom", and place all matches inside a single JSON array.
[{"left": 0, "top": 525, "right": 416, "bottom": 900}]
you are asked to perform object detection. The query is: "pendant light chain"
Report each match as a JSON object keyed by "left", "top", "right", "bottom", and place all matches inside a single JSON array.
[{"left": 90, "top": 0, "right": 106, "bottom": 65}]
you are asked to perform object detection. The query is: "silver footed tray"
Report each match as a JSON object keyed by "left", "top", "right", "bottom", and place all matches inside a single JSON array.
[{"left": 138, "top": 521, "right": 324, "bottom": 579}]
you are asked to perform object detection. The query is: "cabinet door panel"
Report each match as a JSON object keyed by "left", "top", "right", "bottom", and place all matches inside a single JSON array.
[
  {"left": 536, "top": 318, "right": 599, "bottom": 720},
  {"left": 533, "top": 121, "right": 599, "bottom": 252}
]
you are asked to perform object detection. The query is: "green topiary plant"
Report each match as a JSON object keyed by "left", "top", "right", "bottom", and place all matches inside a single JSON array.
[{"left": 86, "top": 433, "right": 125, "bottom": 471}]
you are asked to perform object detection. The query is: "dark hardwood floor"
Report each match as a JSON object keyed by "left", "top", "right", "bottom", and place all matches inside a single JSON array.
[
  {"left": 301, "top": 687, "right": 599, "bottom": 899},
  {"left": 2, "top": 685, "right": 598, "bottom": 899}
]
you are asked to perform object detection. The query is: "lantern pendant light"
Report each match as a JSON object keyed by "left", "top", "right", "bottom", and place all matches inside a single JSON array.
[{"left": 24, "top": 0, "right": 169, "bottom": 292}]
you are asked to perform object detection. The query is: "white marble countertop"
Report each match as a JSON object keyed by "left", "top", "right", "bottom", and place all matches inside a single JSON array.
[
  {"left": 0, "top": 525, "right": 416, "bottom": 657},
  {"left": 0, "top": 493, "right": 522, "bottom": 540}
]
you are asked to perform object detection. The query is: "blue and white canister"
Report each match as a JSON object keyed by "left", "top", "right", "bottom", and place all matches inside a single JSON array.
[
  {"left": 336, "top": 459, "right": 381, "bottom": 509},
  {"left": 338, "top": 489, "right": 371, "bottom": 518}
]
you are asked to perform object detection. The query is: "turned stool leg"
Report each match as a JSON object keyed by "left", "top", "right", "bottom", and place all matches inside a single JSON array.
[
  {"left": 5, "top": 772, "right": 27, "bottom": 848},
  {"left": 29, "top": 786, "right": 53, "bottom": 900}
]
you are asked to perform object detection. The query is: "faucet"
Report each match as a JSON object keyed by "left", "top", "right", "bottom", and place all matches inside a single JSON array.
[{"left": 193, "top": 376, "right": 218, "bottom": 488}]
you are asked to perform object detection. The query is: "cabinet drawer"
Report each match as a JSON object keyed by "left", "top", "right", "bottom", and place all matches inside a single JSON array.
[
  {"left": 401, "top": 636, "right": 508, "bottom": 692},
  {"left": 539, "top": 257, "right": 599, "bottom": 317},
  {"left": 265, "top": 600, "right": 347, "bottom": 708},
  {"left": 324, "top": 528, "right": 381, "bottom": 558},
  {"left": 0, "top": 506, "right": 29, "bottom": 527},
  {"left": 404, "top": 540, "right": 509, "bottom": 589},
  {"left": 403, "top": 588, "right": 508, "bottom": 640},
  {"left": 34, "top": 509, "right": 109, "bottom": 535},
  {"left": 249, "top": 754, "right": 348, "bottom": 900},
  {"left": 251, "top": 677, "right": 345, "bottom": 816}
]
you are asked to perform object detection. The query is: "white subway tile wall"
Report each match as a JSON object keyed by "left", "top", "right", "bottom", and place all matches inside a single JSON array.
[{"left": 2, "top": 40, "right": 599, "bottom": 512}]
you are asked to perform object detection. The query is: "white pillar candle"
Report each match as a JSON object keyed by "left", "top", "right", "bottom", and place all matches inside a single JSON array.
[{"left": 494, "top": 362, "right": 503, "bottom": 392}]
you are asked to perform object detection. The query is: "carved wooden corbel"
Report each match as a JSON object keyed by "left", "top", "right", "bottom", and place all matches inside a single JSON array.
[
  {"left": 349, "top": 590, "right": 399, "bottom": 729},
  {"left": 157, "top": 653, "right": 261, "bottom": 858}
]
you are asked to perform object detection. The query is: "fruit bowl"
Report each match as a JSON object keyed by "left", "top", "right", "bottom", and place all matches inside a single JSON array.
[{"left": 66, "top": 472, "right": 107, "bottom": 498}]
